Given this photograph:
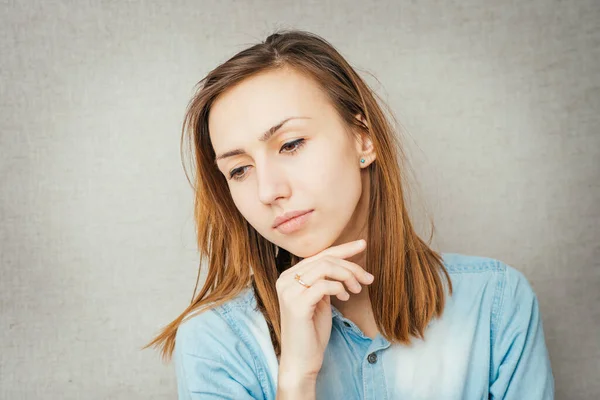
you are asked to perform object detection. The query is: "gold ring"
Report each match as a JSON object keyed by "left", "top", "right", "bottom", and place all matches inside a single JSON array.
[{"left": 294, "top": 273, "right": 311, "bottom": 288}]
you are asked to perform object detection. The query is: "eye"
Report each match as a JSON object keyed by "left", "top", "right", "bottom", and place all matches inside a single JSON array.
[
  {"left": 228, "top": 139, "right": 306, "bottom": 182},
  {"left": 229, "top": 166, "right": 248, "bottom": 181},
  {"left": 280, "top": 138, "right": 305, "bottom": 154}
]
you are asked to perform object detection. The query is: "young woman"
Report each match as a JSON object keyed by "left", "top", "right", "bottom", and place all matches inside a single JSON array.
[{"left": 144, "top": 30, "right": 554, "bottom": 399}]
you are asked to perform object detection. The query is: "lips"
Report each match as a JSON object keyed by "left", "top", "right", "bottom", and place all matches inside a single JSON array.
[{"left": 272, "top": 209, "right": 313, "bottom": 229}]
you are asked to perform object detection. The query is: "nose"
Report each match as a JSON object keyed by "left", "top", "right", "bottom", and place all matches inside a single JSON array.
[{"left": 256, "top": 159, "right": 291, "bottom": 205}]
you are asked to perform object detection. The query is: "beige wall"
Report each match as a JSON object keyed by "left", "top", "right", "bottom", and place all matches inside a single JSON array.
[{"left": 1, "top": 0, "right": 598, "bottom": 398}]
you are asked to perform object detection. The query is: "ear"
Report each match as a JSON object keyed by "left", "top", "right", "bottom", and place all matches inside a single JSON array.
[{"left": 353, "top": 113, "right": 376, "bottom": 167}]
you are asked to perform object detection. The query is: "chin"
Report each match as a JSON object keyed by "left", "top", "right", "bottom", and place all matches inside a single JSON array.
[
  {"left": 286, "top": 245, "right": 321, "bottom": 259},
  {"left": 276, "top": 230, "right": 342, "bottom": 259}
]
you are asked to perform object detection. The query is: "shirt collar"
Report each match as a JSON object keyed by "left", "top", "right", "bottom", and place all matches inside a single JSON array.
[{"left": 330, "top": 303, "right": 343, "bottom": 319}]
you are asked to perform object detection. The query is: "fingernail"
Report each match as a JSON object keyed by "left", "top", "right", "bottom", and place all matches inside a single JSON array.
[{"left": 365, "top": 272, "right": 374, "bottom": 281}]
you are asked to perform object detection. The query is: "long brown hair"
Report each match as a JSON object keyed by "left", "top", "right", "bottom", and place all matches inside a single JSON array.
[{"left": 142, "top": 29, "right": 452, "bottom": 362}]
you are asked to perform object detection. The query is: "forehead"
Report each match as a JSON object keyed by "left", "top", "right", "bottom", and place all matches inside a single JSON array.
[{"left": 208, "top": 67, "right": 330, "bottom": 150}]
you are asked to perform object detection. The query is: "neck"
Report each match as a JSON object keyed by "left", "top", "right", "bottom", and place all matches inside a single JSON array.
[
  {"left": 330, "top": 284, "right": 377, "bottom": 339},
  {"left": 330, "top": 282, "right": 371, "bottom": 314}
]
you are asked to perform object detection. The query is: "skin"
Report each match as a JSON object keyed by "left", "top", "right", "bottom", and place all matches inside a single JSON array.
[{"left": 208, "top": 65, "right": 378, "bottom": 337}]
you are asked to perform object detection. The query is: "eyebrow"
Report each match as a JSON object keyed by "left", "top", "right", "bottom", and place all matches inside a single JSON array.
[{"left": 214, "top": 116, "right": 311, "bottom": 163}]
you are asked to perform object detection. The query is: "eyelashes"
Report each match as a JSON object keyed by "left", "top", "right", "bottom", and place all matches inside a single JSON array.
[
  {"left": 279, "top": 138, "right": 306, "bottom": 154},
  {"left": 229, "top": 138, "right": 306, "bottom": 181}
]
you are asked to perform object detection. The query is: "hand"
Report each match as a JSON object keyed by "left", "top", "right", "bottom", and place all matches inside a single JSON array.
[{"left": 275, "top": 239, "right": 374, "bottom": 380}]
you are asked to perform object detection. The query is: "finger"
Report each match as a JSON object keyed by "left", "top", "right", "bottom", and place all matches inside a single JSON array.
[
  {"left": 331, "top": 257, "right": 375, "bottom": 285},
  {"left": 316, "top": 239, "right": 367, "bottom": 261},
  {"left": 280, "top": 239, "right": 367, "bottom": 280},
  {"left": 295, "top": 258, "right": 364, "bottom": 294},
  {"left": 303, "top": 280, "right": 350, "bottom": 306},
  {"left": 289, "top": 255, "right": 374, "bottom": 287}
]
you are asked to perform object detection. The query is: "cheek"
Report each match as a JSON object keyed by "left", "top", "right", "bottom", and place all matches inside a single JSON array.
[
  {"left": 230, "top": 186, "right": 277, "bottom": 239},
  {"left": 309, "top": 144, "right": 361, "bottom": 198},
  {"left": 323, "top": 166, "right": 362, "bottom": 212},
  {"left": 226, "top": 184, "right": 251, "bottom": 221},
  {"left": 230, "top": 188, "right": 256, "bottom": 220}
]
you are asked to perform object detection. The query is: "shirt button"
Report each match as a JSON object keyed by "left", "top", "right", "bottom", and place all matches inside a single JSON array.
[
  {"left": 343, "top": 321, "right": 351, "bottom": 327},
  {"left": 367, "top": 352, "right": 378, "bottom": 364}
]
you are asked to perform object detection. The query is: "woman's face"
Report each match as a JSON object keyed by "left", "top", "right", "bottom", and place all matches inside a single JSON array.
[{"left": 209, "top": 66, "right": 375, "bottom": 258}]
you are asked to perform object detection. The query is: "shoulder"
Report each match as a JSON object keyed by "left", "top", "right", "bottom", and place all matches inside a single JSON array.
[
  {"left": 175, "top": 285, "right": 258, "bottom": 355},
  {"left": 440, "top": 252, "right": 539, "bottom": 337},
  {"left": 441, "top": 252, "right": 533, "bottom": 291},
  {"left": 174, "top": 285, "right": 279, "bottom": 389},
  {"left": 173, "top": 287, "right": 277, "bottom": 399}
]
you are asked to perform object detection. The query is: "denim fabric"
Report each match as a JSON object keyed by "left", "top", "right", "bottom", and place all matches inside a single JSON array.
[{"left": 174, "top": 253, "right": 554, "bottom": 399}]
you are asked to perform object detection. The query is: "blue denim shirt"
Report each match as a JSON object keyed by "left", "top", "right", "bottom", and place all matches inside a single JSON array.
[{"left": 174, "top": 253, "right": 554, "bottom": 399}]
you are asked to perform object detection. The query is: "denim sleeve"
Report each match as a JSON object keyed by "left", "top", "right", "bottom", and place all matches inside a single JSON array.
[
  {"left": 489, "top": 264, "right": 555, "bottom": 399},
  {"left": 174, "top": 307, "right": 265, "bottom": 400}
]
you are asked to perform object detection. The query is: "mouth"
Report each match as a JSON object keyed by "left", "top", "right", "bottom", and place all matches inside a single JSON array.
[{"left": 273, "top": 209, "right": 314, "bottom": 234}]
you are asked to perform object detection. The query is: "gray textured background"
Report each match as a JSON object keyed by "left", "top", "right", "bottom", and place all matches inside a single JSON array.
[{"left": 1, "top": 0, "right": 598, "bottom": 399}]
